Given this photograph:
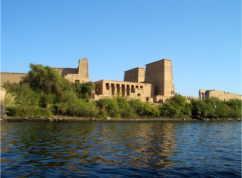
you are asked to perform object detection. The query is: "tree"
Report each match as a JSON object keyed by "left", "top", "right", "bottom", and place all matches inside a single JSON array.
[
  {"left": 71, "top": 82, "right": 95, "bottom": 100},
  {"left": 22, "top": 63, "right": 68, "bottom": 95}
]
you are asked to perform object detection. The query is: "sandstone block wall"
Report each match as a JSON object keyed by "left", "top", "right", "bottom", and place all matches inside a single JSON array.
[
  {"left": 145, "top": 59, "right": 174, "bottom": 96},
  {"left": 199, "top": 89, "right": 241, "bottom": 101},
  {"left": 63, "top": 58, "right": 90, "bottom": 83},
  {"left": 93, "top": 80, "right": 154, "bottom": 102},
  {"left": 78, "top": 58, "right": 89, "bottom": 78},
  {"left": 53, "top": 58, "right": 90, "bottom": 83},
  {"left": 185, "top": 96, "right": 199, "bottom": 103},
  {"left": 124, "top": 67, "right": 145, "bottom": 83},
  {"left": 1, "top": 58, "right": 90, "bottom": 86},
  {"left": 153, "top": 95, "right": 173, "bottom": 103},
  {"left": 1, "top": 73, "right": 27, "bottom": 86},
  {"left": 208, "top": 90, "right": 240, "bottom": 101},
  {"left": 163, "top": 60, "right": 175, "bottom": 96},
  {"left": 64, "top": 76, "right": 90, "bottom": 83},
  {"left": 52, "top": 68, "right": 78, "bottom": 77}
]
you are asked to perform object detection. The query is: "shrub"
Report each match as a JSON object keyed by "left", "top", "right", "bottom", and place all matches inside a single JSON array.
[
  {"left": 160, "top": 95, "right": 191, "bottom": 118},
  {"left": 4, "top": 83, "right": 40, "bottom": 107},
  {"left": 71, "top": 82, "right": 95, "bottom": 100},
  {"left": 131, "top": 100, "right": 160, "bottom": 117},
  {"left": 4, "top": 92, "right": 17, "bottom": 107},
  {"left": 6, "top": 106, "right": 52, "bottom": 117},
  {"left": 97, "top": 98, "right": 120, "bottom": 117}
]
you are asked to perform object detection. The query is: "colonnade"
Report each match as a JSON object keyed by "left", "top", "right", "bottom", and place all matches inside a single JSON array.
[
  {"left": 104, "top": 83, "right": 143, "bottom": 97},
  {"left": 199, "top": 91, "right": 206, "bottom": 100}
]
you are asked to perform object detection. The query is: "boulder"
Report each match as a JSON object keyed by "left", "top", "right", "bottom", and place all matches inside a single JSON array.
[{"left": 48, "top": 118, "right": 54, "bottom": 122}]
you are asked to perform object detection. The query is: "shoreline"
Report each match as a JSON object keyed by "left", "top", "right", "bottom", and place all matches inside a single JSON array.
[{"left": 1, "top": 116, "right": 241, "bottom": 122}]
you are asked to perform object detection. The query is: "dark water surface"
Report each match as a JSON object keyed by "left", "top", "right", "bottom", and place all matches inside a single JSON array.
[{"left": 1, "top": 121, "right": 241, "bottom": 177}]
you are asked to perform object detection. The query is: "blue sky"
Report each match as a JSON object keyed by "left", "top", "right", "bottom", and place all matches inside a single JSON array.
[{"left": 1, "top": 0, "right": 241, "bottom": 97}]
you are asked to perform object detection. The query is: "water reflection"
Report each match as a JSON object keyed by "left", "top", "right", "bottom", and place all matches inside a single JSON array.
[
  {"left": 1, "top": 121, "right": 241, "bottom": 177},
  {"left": 1, "top": 122, "right": 177, "bottom": 174}
]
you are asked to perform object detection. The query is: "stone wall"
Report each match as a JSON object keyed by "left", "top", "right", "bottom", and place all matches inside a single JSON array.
[
  {"left": 145, "top": 59, "right": 175, "bottom": 96},
  {"left": 124, "top": 67, "right": 145, "bottom": 83},
  {"left": 64, "top": 75, "right": 90, "bottom": 83},
  {"left": 52, "top": 68, "right": 78, "bottom": 77},
  {"left": 1, "top": 58, "right": 90, "bottom": 86},
  {"left": 62, "top": 58, "right": 90, "bottom": 83},
  {"left": 153, "top": 95, "right": 174, "bottom": 103},
  {"left": 93, "top": 80, "right": 154, "bottom": 102},
  {"left": 185, "top": 96, "right": 199, "bottom": 103},
  {"left": 78, "top": 58, "right": 89, "bottom": 78},
  {"left": 199, "top": 89, "right": 241, "bottom": 101},
  {"left": 1, "top": 72, "right": 27, "bottom": 86},
  {"left": 209, "top": 90, "right": 241, "bottom": 101}
]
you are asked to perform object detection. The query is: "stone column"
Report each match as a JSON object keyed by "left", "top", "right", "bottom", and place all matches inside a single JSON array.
[
  {"left": 1, "top": 87, "right": 7, "bottom": 118},
  {"left": 114, "top": 85, "right": 118, "bottom": 96}
]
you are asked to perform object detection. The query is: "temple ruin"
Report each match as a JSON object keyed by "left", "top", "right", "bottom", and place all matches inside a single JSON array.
[
  {"left": 93, "top": 80, "right": 154, "bottom": 102},
  {"left": 199, "top": 89, "right": 241, "bottom": 101},
  {"left": 53, "top": 58, "right": 90, "bottom": 83},
  {"left": 93, "top": 59, "right": 175, "bottom": 102},
  {"left": 1, "top": 57, "right": 241, "bottom": 103},
  {"left": 0, "top": 58, "right": 90, "bottom": 86}
]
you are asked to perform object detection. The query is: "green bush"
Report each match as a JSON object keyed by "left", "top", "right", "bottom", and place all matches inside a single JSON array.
[
  {"left": 22, "top": 64, "right": 65, "bottom": 95},
  {"left": 189, "top": 97, "right": 241, "bottom": 118},
  {"left": 130, "top": 99, "right": 160, "bottom": 117},
  {"left": 95, "top": 96, "right": 159, "bottom": 118},
  {"left": 69, "top": 100, "right": 99, "bottom": 117},
  {"left": 159, "top": 94, "right": 191, "bottom": 118},
  {"left": 3, "top": 83, "right": 40, "bottom": 107},
  {"left": 6, "top": 106, "right": 52, "bottom": 117},
  {"left": 71, "top": 82, "right": 95, "bottom": 100}
]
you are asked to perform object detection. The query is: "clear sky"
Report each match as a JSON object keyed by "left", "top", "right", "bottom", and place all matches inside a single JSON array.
[{"left": 1, "top": 0, "right": 241, "bottom": 97}]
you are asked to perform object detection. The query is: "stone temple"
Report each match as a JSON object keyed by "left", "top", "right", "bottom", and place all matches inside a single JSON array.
[
  {"left": 93, "top": 59, "right": 175, "bottom": 103},
  {"left": 1, "top": 58, "right": 241, "bottom": 102}
]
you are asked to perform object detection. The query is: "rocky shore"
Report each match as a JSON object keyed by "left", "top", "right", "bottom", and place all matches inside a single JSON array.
[{"left": 1, "top": 116, "right": 241, "bottom": 122}]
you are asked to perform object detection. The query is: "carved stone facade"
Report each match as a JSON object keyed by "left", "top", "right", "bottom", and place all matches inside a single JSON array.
[
  {"left": 52, "top": 58, "right": 90, "bottom": 83},
  {"left": 93, "top": 80, "right": 154, "bottom": 102},
  {"left": 3, "top": 57, "right": 240, "bottom": 103},
  {"left": 94, "top": 59, "right": 175, "bottom": 103},
  {"left": 0, "top": 58, "right": 90, "bottom": 85},
  {"left": 124, "top": 67, "right": 145, "bottom": 83},
  {"left": 145, "top": 59, "right": 175, "bottom": 96},
  {"left": 199, "top": 89, "right": 241, "bottom": 101}
]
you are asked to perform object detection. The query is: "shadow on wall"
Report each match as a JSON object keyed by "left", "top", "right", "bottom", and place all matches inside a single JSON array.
[{"left": 53, "top": 68, "right": 78, "bottom": 77}]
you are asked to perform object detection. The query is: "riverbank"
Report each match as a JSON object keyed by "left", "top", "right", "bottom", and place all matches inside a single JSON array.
[{"left": 1, "top": 116, "right": 241, "bottom": 122}]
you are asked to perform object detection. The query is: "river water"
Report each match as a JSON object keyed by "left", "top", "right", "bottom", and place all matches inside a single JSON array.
[{"left": 1, "top": 121, "right": 241, "bottom": 177}]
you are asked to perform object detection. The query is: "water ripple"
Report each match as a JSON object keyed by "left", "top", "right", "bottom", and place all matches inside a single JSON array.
[{"left": 1, "top": 121, "right": 241, "bottom": 177}]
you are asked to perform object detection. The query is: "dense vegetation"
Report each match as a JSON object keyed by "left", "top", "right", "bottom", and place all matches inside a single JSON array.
[
  {"left": 159, "top": 95, "right": 241, "bottom": 118},
  {"left": 2, "top": 64, "right": 241, "bottom": 118}
]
